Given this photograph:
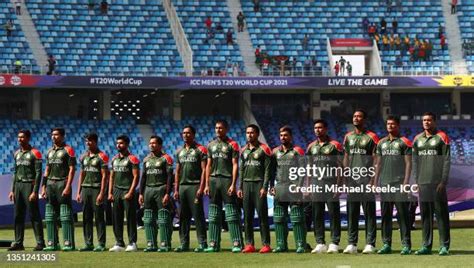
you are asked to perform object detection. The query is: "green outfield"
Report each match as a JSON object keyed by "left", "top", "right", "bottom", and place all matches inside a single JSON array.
[{"left": 0, "top": 227, "right": 473, "bottom": 267}]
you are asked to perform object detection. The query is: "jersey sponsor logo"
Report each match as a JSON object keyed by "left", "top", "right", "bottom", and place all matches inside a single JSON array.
[
  {"left": 16, "top": 160, "right": 31, "bottom": 166},
  {"left": 417, "top": 140, "right": 423, "bottom": 147},
  {"left": 48, "top": 159, "right": 63, "bottom": 164},
  {"left": 84, "top": 166, "right": 100, "bottom": 172},
  {"left": 382, "top": 149, "right": 401, "bottom": 156},
  {"left": 146, "top": 168, "right": 163, "bottom": 175},
  {"left": 244, "top": 159, "right": 261, "bottom": 167},
  {"left": 418, "top": 149, "right": 438, "bottom": 155},
  {"left": 113, "top": 166, "right": 129, "bottom": 172},
  {"left": 213, "top": 152, "right": 229, "bottom": 159},
  {"left": 180, "top": 156, "right": 198, "bottom": 163},
  {"left": 381, "top": 143, "right": 388, "bottom": 149},
  {"left": 350, "top": 148, "right": 367, "bottom": 154}
]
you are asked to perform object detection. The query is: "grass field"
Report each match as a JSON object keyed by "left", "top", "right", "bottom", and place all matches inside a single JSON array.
[{"left": 0, "top": 226, "right": 473, "bottom": 267}]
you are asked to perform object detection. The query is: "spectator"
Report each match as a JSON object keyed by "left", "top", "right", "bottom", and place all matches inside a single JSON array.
[
  {"left": 255, "top": 45, "right": 261, "bottom": 58},
  {"left": 226, "top": 29, "right": 233, "bottom": 45},
  {"left": 88, "top": 0, "right": 95, "bottom": 10},
  {"left": 386, "top": 0, "right": 392, "bottom": 12},
  {"left": 380, "top": 18, "right": 387, "bottom": 35},
  {"left": 408, "top": 45, "right": 415, "bottom": 61},
  {"left": 382, "top": 34, "right": 389, "bottom": 50},
  {"left": 200, "top": 69, "right": 207, "bottom": 76},
  {"left": 375, "top": 33, "right": 381, "bottom": 49},
  {"left": 100, "top": 0, "right": 108, "bottom": 14},
  {"left": 15, "top": 0, "right": 21, "bottom": 16},
  {"left": 451, "top": 0, "right": 458, "bottom": 14},
  {"left": 392, "top": 18, "right": 398, "bottom": 34},
  {"left": 205, "top": 29, "right": 215, "bottom": 44},
  {"left": 418, "top": 43, "right": 426, "bottom": 61},
  {"left": 215, "top": 22, "right": 224, "bottom": 33},
  {"left": 347, "top": 62, "right": 352, "bottom": 76},
  {"left": 253, "top": 0, "right": 260, "bottom": 12},
  {"left": 426, "top": 40, "right": 433, "bottom": 60},
  {"left": 262, "top": 57, "right": 270, "bottom": 75},
  {"left": 47, "top": 54, "right": 56, "bottom": 75},
  {"left": 395, "top": 35, "right": 401, "bottom": 50},
  {"left": 302, "top": 34, "right": 309, "bottom": 50},
  {"left": 362, "top": 17, "right": 370, "bottom": 32},
  {"left": 339, "top": 56, "right": 346, "bottom": 75},
  {"left": 389, "top": 34, "right": 395, "bottom": 49},
  {"left": 368, "top": 23, "right": 377, "bottom": 37},
  {"left": 440, "top": 33, "right": 446, "bottom": 50},
  {"left": 304, "top": 57, "right": 311, "bottom": 75},
  {"left": 14, "top": 59, "right": 22, "bottom": 74},
  {"left": 396, "top": 0, "right": 402, "bottom": 11},
  {"left": 4, "top": 19, "right": 13, "bottom": 37},
  {"left": 395, "top": 56, "right": 402, "bottom": 67},
  {"left": 334, "top": 61, "right": 340, "bottom": 76},
  {"left": 205, "top": 16, "right": 212, "bottom": 30},
  {"left": 219, "top": 69, "right": 227, "bottom": 77},
  {"left": 232, "top": 63, "right": 239, "bottom": 76},
  {"left": 237, "top": 12, "right": 245, "bottom": 32},
  {"left": 438, "top": 23, "right": 444, "bottom": 38}
]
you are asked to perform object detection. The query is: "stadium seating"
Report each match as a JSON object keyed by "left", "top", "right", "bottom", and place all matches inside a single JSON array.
[
  {"left": 458, "top": 2, "right": 474, "bottom": 74},
  {"left": 173, "top": 0, "right": 244, "bottom": 73},
  {"left": 151, "top": 116, "right": 247, "bottom": 157},
  {"left": 25, "top": 0, "right": 183, "bottom": 76},
  {"left": 0, "top": 117, "right": 147, "bottom": 175},
  {"left": 241, "top": 0, "right": 452, "bottom": 74},
  {"left": 0, "top": 2, "right": 39, "bottom": 74}
]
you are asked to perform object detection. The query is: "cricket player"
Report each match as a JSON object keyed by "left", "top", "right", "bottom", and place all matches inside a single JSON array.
[
  {"left": 374, "top": 115, "right": 412, "bottom": 255},
  {"left": 412, "top": 112, "right": 451, "bottom": 256},
  {"left": 173, "top": 125, "right": 208, "bottom": 252},
  {"left": 76, "top": 133, "right": 108, "bottom": 252},
  {"left": 342, "top": 109, "right": 379, "bottom": 254},
  {"left": 204, "top": 120, "right": 243, "bottom": 253},
  {"left": 41, "top": 128, "right": 76, "bottom": 251},
  {"left": 271, "top": 125, "right": 307, "bottom": 253},
  {"left": 237, "top": 124, "right": 272, "bottom": 253},
  {"left": 108, "top": 135, "right": 140, "bottom": 252},
  {"left": 306, "top": 119, "right": 343, "bottom": 254},
  {"left": 8, "top": 129, "right": 45, "bottom": 251},
  {"left": 139, "top": 136, "right": 174, "bottom": 252}
]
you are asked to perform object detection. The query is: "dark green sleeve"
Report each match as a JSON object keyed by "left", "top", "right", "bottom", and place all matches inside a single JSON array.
[
  {"left": 139, "top": 162, "right": 147, "bottom": 195},
  {"left": 68, "top": 155, "right": 76, "bottom": 167},
  {"left": 376, "top": 143, "right": 382, "bottom": 156},
  {"left": 441, "top": 142, "right": 451, "bottom": 184},
  {"left": 411, "top": 141, "right": 419, "bottom": 183},
  {"left": 269, "top": 154, "right": 276, "bottom": 188},
  {"left": 166, "top": 162, "right": 173, "bottom": 194},
  {"left": 33, "top": 157, "right": 42, "bottom": 193},
  {"left": 239, "top": 152, "right": 244, "bottom": 190},
  {"left": 11, "top": 155, "right": 17, "bottom": 192},
  {"left": 263, "top": 153, "right": 271, "bottom": 190}
]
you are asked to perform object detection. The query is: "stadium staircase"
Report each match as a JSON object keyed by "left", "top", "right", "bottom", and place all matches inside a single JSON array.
[
  {"left": 9, "top": 0, "right": 48, "bottom": 73},
  {"left": 226, "top": 0, "right": 260, "bottom": 76},
  {"left": 441, "top": 0, "right": 468, "bottom": 74}
]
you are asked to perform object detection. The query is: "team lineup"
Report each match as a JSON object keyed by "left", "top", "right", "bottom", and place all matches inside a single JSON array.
[{"left": 8, "top": 110, "right": 451, "bottom": 256}]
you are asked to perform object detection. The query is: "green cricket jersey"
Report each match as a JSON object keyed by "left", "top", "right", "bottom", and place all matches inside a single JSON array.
[
  {"left": 239, "top": 142, "right": 272, "bottom": 189},
  {"left": 176, "top": 142, "right": 207, "bottom": 185},
  {"left": 412, "top": 130, "right": 450, "bottom": 185},
  {"left": 272, "top": 144, "right": 305, "bottom": 186},
  {"left": 139, "top": 152, "right": 173, "bottom": 193},
  {"left": 207, "top": 137, "right": 240, "bottom": 178},
  {"left": 306, "top": 138, "right": 343, "bottom": 183},
  {"left": 376, "top": 135, "right": 412, "bottom": 185},
  {"left": 343, "top": 130, "right": 379, "bottom": 169},
  {"left": 45, "top": 144, "right": 76, "bottom": 181},
  {"left": 111, "top": 152, "right": 140, "bottom": 190},
  {"left": 80, "top": 151, "right": 109, "bottom": 188},
  {"left": 13, "top": 146, "right": 42, "bottom": 193}
]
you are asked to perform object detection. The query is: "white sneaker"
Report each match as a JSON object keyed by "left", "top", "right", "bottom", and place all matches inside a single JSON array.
[
  {"left": 125, "top": 243, "right": 137, "bottom": 252},
  {"left": 311, "top": 244, "right": 327, "bottom": 254},
  {"left": 327, "top": 243, "right": 339, "bottom": 253},
  {"left": 362, "top": 244, "right": 376, "bottom": 254},
  {"left": 343, "top": 244, "right": 358, "bottom": 254},
  {"left": 109, "top": 244, "right": 125, "bottom": 252}
]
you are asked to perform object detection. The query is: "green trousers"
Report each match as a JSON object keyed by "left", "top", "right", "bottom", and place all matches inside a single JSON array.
[
  {"left": 112, "top": 187, "right": 137, "bottom": 247},
  {"left": 242, "top": 180, "right": 270, "bottom": 246},
  {"left": 45, "top": 179, "right": 74, "bottom": 248},
  {"left": 13, "top": 182, "right": 45, "bottom": 246},
  {"left": 81, "top": 187, "right": 106, "bottom": 246},
  {"left": 178, "top": 184, "right": 206, "bottom": 246},
  {"left": 380, "top": 192, "right": 411, "bottom": 247},
  {"left": 419, "top": 184, "right": 450, "bottom": 249},
  {"left": 312, "top": 199, "right": 341, "bottom": 245},
  {"left": 347, "top": 193, "right": 376, "bottom": 246}
]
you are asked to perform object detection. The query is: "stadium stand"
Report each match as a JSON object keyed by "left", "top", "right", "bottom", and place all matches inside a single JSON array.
[
  {"left": 173, "top": 0, "right": 244, "bottom": 74},
  {"left": 25, "top": 0, "right": 183, "bottom": 76},
  {"left": 0, "top": 2, "right": 39, "bottom": 74},
  {"left": 0, "top": 117, "right": 147, "bottom": 175},
  {"left": 458, "top": 2, "right": 474, "bottom": 74},
  {"left": 151, "top": 116, "right": 247, "bottom": 158},
  {"left": 241, "top": 0, "right": 452, "bottom": 75}
]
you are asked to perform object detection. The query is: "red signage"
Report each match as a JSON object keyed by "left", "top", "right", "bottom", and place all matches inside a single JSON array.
[{"left": 330, "top": 38, "right": 373, "bottom": 47}]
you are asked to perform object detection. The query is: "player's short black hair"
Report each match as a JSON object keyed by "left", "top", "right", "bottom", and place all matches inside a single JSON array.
[
  {"left": 84, "top": 132, "right": 98, "bottom": 142},
  {"left": 183, "top": 125, "right": 196, "bottom": 135},
  {"left": 116, "top": 135, "right": 130, "bottom": 145},
  {"left": 246, "top": 124, "right": 260, "bottom": 135},
  {"left": 354, "top": 109, "right": 367, "bottom": 119},
  {"left": 314, "top": 119, "right": 328, "bottom": 128},
  {"left": 279, "top": 125, "right": 292, "bottom": 136},
  {"left": 422, "top": 112, "right": 437, "bottom": 121},
  {"left": 386, "top": 115, "right": 400, "bottom": 125},
  {"left": 150, "top": 135, "right": 163, "bottom": 145},
  {"left": 215, "top": 119, "right": 229, "bottom": 129},
  {"left": 18, "top": 129, "right": 31, "bottom": 138},
  {"left": 51, "top": 127, "right": 65, "bottom": 136}
]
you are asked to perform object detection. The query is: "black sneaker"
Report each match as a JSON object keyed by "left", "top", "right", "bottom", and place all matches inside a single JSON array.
[
  {"left": 34, "top": 244, "right": 46, "bottom": 251},
  {"left": 8, "top": 243, "right": 25, "bottom": 251}
]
